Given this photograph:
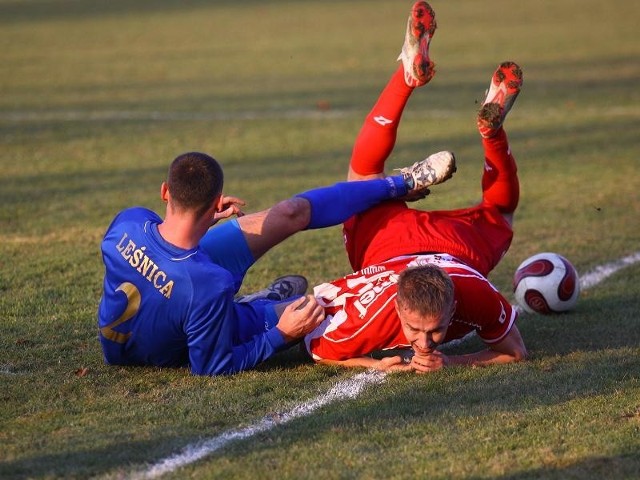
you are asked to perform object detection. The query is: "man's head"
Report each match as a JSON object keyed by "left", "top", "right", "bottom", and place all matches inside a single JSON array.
[
  {"left": 164, "top": 152, "right": 224, "bottom": 216},
  {"left": 396, "top": 264, "right": 455, "bottom": 355}
]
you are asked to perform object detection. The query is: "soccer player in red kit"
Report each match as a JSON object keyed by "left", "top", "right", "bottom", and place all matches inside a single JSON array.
[{"left": 304, "top": 1, "right": 528, "bottom": 373}]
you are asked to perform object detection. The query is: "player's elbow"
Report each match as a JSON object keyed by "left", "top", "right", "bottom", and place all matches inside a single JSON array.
[
  {"left": 512, "top": 344, "right": 528, "bottom": 362},
  {"left": 503, "top": 325, "right": 528, "bottom": 363}
]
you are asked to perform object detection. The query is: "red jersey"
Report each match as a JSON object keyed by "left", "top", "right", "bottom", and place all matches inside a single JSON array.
[
  {"left": 305, "top": 254, "right": 517, "bottom": 361},
  {"left": 343, "top": 201, "right": 514, "bottom": 278}
]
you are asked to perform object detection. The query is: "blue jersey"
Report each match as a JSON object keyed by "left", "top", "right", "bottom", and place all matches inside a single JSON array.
[{"left": 97, "top": 207, "right": 286, "bottom": 375}]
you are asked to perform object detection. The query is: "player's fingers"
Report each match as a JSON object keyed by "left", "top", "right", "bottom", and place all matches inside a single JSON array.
[
  {"left": 215, "top": 195, "right": 247, "bottom": 219},
  {"left": 378, "top": 355, "right": 412, "bottom": 372},
  {"left": 301, "top": 297, "right": 324, "bottom": 322},
  {"left": 288, "top": 295, "right": 309, "bottom": 311},
  {"left": 388, "top": 364, "right": 413, "bottom": 373},
  {"left": 220, "top": 195, "right": 246, "bottom": 207},
  {"left": 410, "top": 356, "right": 432, "bottom": 370},
  {"left": 381, "top": 355, "right": 404, "bottom": 366},
  {"left": 310, "top": 299, "right": 324, "bottom": 318},
  {"left": 411, "top": 354, "right": 443, "bottom": 373},
  {"left": 411, "top": 359, "right": 435, "bottom": 373},
  {"left": 299, "top": 295, "right": 319, "bottom": 311},
  {"left": 380, "top": 356, "right": 408, "bottom": 370},
  {"left": 296, "top": 298, "right": 323, "bottom": 329},
  {"left": 231, "top": 205, "right": 245, "bottom": 217},
  {"left": 214, "top": 205, "right": 241, "bottom": 221}
]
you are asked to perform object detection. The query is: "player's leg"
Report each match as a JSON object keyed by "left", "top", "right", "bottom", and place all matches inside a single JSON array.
[
  {"left": 477, "top": 61, "right": 524, "bottom": 227},
  {"left": 349, "top": 1, "right": 437, "bottom": 181},
  {"left": 236, "top": 177, "right": 411, "bottom": 261},
  {"left": 201, "top": 174, "right": 420, "bottom": 268}
]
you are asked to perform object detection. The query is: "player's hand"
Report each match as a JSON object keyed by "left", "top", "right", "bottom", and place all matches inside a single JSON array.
[
  {"left": 213, "top": 195, "right": 246, "bottom": 222},
  {"left": 410, "top": 350, "right": 448, "bottom": 373},
  {"left": 399, "top": 189, "right": 431, "bottom": 203},
  {"left": 374, "top": 356, "right": 413, "bottom": 373},
  {"left": 276, "top": 295, "right": 325, "bottom": 343}
]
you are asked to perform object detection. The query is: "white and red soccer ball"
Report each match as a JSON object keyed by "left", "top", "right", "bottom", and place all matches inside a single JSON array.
[{"left": 513, "top": 252, "right": 580, "bottom": 314}]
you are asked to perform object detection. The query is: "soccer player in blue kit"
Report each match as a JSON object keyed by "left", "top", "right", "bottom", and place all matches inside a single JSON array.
[{"left": 97, "top": 150, "right": 455, "bottom": 376}]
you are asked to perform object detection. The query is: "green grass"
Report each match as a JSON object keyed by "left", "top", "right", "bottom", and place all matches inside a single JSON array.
[{"left": 1, "top": 0, "right": 640, "bottom": 478}]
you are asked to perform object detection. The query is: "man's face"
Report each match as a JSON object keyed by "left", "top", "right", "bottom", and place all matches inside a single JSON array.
[{"left": 397, "top": 303, "right": 450, "bottom": 356}]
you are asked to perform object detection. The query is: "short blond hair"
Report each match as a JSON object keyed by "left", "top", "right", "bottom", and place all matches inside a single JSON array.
[{"left": 396, "top": 265, "right": 455, "bottom": 317}]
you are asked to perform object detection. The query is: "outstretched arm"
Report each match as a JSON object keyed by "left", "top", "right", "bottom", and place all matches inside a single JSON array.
[
  {"left": 410, "top": 325, "right": 527, "bottom": 373},
  {"left": 188, "top": 294, "right": 326, "bottom": 376},
  {"left": 450, "top": 324, "right": 527, "bottom": 366},
  {"left": 317, "top": 355, "right": 413, "bottom": 373}
]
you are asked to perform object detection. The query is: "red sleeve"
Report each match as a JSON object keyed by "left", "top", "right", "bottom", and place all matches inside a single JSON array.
[{"left": 446, "top": 271, "right": 517, "bottom": 344}]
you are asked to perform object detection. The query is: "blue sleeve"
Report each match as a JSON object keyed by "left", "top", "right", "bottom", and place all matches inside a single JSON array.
[{"left": 185, "top": 281, "right": 287, "bottom": 376}]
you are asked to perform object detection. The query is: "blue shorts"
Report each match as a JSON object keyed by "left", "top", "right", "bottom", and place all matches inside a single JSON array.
[
  {"left": 200, "top": 219, "right": 293, "bottom": 332},
  {"left": 200, "top": 219, "right": 255, "bottom": 293}
]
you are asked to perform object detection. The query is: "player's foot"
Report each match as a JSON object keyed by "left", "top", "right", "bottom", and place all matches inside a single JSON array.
[
  {"left": 398, "top": 150, "right": 456, "bottom": 199},
  {"left": 236, "top": 275, "right": 308, "bottom": 303},
  {"left": 398, "top": 1, "right": 437, "bottom": 88},
  {"left": 478, "top": 61, "right": 523, "bottom": 138}
]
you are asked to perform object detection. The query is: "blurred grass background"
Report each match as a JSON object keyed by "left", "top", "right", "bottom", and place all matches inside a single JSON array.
[{"left": 0, "top": 0, "right": 639, "bottom": 478}]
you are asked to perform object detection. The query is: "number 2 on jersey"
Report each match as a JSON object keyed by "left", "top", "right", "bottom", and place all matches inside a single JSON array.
[{"left": 100, "top": 282, "right": 141, "bottom": 344}]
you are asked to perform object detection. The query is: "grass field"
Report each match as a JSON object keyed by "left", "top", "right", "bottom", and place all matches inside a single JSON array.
[{"left": 1, "top": 0, "right": 639, "bottom": 478}]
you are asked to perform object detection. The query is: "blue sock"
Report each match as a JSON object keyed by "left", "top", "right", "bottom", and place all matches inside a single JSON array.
[{"left": 296, "top": 176, "right": 407, "bottom": 229}]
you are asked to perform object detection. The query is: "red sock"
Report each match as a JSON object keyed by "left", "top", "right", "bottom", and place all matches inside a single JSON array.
[
  {"left": 480, "top": 128, "right": 519, "bottom": 214},
  {"left": 350, "top": 66, "right": 414, "bottom": 175}
]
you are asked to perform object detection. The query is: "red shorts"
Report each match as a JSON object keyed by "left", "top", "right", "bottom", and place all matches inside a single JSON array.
[{"left": 343, "top": 200, "right": 513, "bottom": 277}]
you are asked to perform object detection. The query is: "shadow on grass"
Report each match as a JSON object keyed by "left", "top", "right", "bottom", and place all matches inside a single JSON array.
[
  {"left": 2, "top": 109, "right": 637, "bottom": 233},
  {"left": 0, "top": 437, "right": 184, "bottom": 480},
  {"left": 0, "top": 0, "right": 276, "bottom": 25},
  {"left": 519, "top": 266, "right": 640, "bottom": 358},
  {"left": 495, "top": 453, "right": 640, "bottom": 480},
  {"left": 3, "top": 348, "right": 636, "bottom": 479}
]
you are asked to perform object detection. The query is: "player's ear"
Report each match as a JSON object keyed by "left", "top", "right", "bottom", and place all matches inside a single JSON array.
[
  {"left": 160, "top": 182, "right": 170, "bottom": 203},
  {"left": 213, "top": 193, "right": 224, "bottom": 212}
]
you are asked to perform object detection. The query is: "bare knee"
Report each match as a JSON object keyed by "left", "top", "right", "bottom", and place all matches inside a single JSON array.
[
  {"left": 236, "top": 197, "right": 311, "bottom": 261},
  {"left": 271, "top": 196, "right": 311, "bottom": 232}
]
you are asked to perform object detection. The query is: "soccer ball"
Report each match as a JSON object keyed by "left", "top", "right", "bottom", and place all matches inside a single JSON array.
[{"left": 513, "top": 252, "right": 580, "bottom": 314}]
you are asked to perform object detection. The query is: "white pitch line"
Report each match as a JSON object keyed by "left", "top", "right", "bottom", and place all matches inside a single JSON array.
[
  {"left": 126, "top": 251, "right": 640, "bottom": 479},
  {"left": 131, "top": 370, "right": 386, "bottom": 480},
  {"left": 578, "top": 251, "right": 640, "bottom": 290}
]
